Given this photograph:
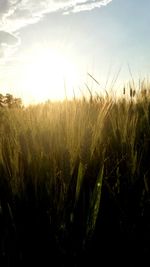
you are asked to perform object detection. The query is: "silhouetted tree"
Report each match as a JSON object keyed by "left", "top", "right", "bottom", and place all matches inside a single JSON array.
[
  {"left": 0, "top": 93, "right": 4, "bottom": 107},
  {"left": 4, "top": 93, "right": 14, "bottom": 108},
  {"left": 12, "top": 97, "right": 23, "bottom": 108},
  {"left": 0, "top": 93, "right": 23, "bottom": 108}
]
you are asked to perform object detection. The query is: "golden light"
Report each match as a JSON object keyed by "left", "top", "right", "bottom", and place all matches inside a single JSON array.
[{"left": 19, "top": 47, "right": 83, "bottom": 103}]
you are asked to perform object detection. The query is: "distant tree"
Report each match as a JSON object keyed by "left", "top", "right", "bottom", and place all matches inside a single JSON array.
[
  {"left": 4, "top": 93, "right": 14, "bottom": 108},
  {"left": 0, "top": 93, "right": 4, "bottom": 107},
  {"left": 12, "top": 97, "right": 23, "bottom": 108},
  {"left": 0, "top": 92, "right": 23, "bottom": 109}
]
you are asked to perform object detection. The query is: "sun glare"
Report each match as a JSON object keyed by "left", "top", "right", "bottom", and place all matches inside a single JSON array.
[{"left": 20, "top": 47, "right": 83, "bottom": 103}]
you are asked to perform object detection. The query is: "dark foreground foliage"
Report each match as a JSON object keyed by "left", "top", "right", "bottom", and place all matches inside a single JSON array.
[{"left": 0, "top": 94, "right": 150, "bottom": 266}]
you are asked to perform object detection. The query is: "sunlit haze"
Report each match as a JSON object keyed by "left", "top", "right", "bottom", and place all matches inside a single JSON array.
[
  {"left": 0, "top": 0, "right": 150, "bottom": 104},
  {"left": 18, "top": 46, "right": 85, "bottom": 103}
]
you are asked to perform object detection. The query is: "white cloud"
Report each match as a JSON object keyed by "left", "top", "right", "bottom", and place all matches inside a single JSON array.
[
  {"left": 0, "top": 0, "right": 112, "bottom": 32},
  {"left": 0, "top": 0, "right": 112, "bottom": 60},
  {"left": 66, "top": 0, "right": 112, "bottom": 13},
  {"left": 0, "top": 31, "right": 20, "bottom": 46},
  {"left": 0, "top": 31, "right": 20, "bottom": 60}
]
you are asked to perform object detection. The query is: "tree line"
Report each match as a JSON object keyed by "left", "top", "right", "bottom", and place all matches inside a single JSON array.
[{"left": 0, "top": 93, "right": 23, "bottom": 108}]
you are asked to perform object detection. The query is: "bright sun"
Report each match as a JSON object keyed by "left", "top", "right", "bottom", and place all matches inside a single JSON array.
[{"left": 20, "top": 47, "right": 82, "bottom": 103}]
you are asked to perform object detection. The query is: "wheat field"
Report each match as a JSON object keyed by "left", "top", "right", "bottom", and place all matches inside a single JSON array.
[{"left": 0, "top": 84, "right": 150, "bottom": 266}]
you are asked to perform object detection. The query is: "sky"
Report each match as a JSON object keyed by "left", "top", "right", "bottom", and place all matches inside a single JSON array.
[{"left": 0, "top": 0, "right": 150, "bottom": 104}]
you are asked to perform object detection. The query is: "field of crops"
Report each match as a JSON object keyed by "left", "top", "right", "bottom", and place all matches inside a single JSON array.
[{"left": 0, "top": 86, "right": 150, "bottom": 266}]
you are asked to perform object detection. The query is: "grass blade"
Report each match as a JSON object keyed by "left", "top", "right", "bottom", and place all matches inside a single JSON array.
[{"left": 86, "top": 164, "right": 104, "bottom": 241}]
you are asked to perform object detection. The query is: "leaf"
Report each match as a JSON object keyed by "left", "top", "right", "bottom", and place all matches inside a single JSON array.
[
  {"left": 75, "top": 162, "right": 85, "bottom": 205},
  {"left": 86, "top": 164, "right": 104, "bottom": 241}
]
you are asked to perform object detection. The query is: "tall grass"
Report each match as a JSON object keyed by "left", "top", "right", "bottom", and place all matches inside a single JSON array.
[{"left": 0, "top": 84, "right": 150, "bottom": 266}]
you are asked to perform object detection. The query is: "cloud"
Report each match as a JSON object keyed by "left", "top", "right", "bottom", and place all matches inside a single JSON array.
[
  {"left": 0, "top": 31, "right": 20, "bottom": 60},
  {"left": 0, "top": 0, "right": 112, "bottom": 60},
  {"left": 64, "top": 0, "right": 113, "bottom": 14},
  {"left": 0, "top": 0, "right": 112, "bottom": 32},
  {"left": 0, "top": 31, "right": 20, "bottom": 46}
]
